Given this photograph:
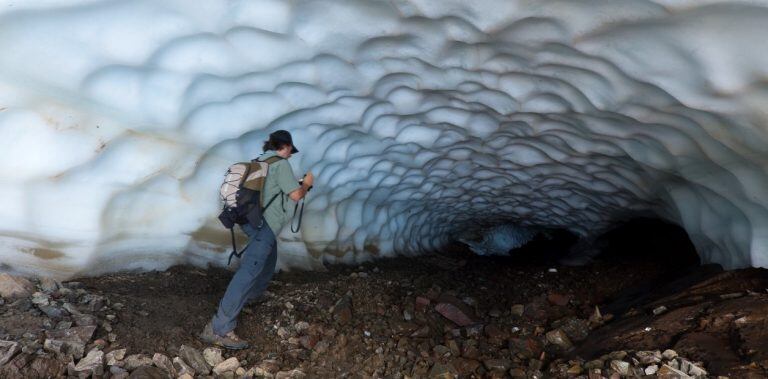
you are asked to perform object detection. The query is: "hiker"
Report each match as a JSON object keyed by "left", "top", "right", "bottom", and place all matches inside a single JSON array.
[{"left": 200, "top": 130, "right": 314, "bottom": 349}]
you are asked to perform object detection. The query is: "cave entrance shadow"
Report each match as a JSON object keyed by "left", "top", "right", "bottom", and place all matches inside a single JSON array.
[
  {"left": 592, "top": 217, "right": 701, "bottom": 269},
  {"left": 499, "top": 217, "right": 702, "bottom": 268},
  {"left": 464, "top": 218, "right": 714, "bottom": 315},
  {"left": 503, "top": 228, "right": 579, "bottom": 265},
  {"left": 586, "top": 217, "right": 720, "bottom": 317}
]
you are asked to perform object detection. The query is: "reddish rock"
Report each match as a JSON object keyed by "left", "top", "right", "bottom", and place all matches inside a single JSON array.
[
  {"left": 299, "top": 335, "right": 318, "bottom": 350},
  {"left": 509, "top": 337, "right": 543, "bottom": 359},
  {"left": 452, "top": 358, "right": 481, "bottom": 376},
  {"left": 547, "top": 293, "right": 571, "bottom": 307},
  {"left": 415, "top": 297, "right": 431, "bottom": 312},
  {"left": 331, "top": 296, "right": 352, "bottom": 325},
  {"left": 435, "top": 295, "right": 476, "bottom": 326},
  {"left": 436, "top": 303, "right": 474, "bottom": 326}
]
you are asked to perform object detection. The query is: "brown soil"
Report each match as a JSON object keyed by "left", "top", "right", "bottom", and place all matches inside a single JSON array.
[
  {"left": 78, "top": 256, "right": 640, "bottom": 354},
  {"left": 58, "top": 248, "right": 768, "bottom": 378}
]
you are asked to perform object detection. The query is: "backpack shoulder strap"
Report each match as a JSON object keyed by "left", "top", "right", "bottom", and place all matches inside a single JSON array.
[
  {"left": 245, "top": 156, "right": 283, "bottom": 183},
  {"left": 259, "top": 156, "right": 283, "bottom": 164},
  {"left": 253, "top": 155, "right": 285, "bottom": 210}
]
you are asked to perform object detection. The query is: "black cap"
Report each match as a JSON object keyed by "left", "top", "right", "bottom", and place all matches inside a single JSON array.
[{"left": 270, "top": 130, "right": 298, "bottom": 153}]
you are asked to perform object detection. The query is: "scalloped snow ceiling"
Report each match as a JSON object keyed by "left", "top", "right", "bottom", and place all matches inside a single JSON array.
[{"left": 1, "top": 0, "right": 768, "bottom": 278}]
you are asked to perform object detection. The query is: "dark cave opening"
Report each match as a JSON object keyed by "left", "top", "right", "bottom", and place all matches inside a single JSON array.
[
  {"left": 590, "top": 217, "right": 701, "bottom": 270},
  {"left": 449, "top": 217, "right": 709, "bottom": 319},
  {"left": 496, "top": 217, "right": 701, "bottom": 271},
  {"left": 503, "top": 228, "right": 579, "bottom": 265}
]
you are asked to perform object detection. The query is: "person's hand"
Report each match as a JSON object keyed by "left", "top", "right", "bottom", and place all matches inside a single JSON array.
[{"left": 303, "top": 172, "right": 314, "bottom": 188}]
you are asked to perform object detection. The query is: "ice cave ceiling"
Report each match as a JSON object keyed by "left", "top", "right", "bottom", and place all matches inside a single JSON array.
[{"left": 0, "top": 0, "right": 767, "bottom": 278}]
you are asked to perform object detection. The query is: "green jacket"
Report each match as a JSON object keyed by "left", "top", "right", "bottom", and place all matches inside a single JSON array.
[{"left": 258, "top": 151, "right": 300, "bottom": 233}]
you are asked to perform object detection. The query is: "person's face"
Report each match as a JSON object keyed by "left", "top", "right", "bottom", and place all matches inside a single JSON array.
[{"left": 276, "top": 144, "right": 293, "bottom": 158}]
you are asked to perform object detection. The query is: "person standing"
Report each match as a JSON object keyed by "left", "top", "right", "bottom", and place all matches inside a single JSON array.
[{"left": 200, "top": 130, "right": 314, "bottom": 349}]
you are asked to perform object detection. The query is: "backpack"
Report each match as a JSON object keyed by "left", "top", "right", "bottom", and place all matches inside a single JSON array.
[{"left": 218, "top": 156, "right": 283, "bottom": 264}]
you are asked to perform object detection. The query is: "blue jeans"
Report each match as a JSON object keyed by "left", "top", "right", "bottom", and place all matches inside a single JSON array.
[{"left": 212, "top": 222, "right": 277, "bottom": 336}]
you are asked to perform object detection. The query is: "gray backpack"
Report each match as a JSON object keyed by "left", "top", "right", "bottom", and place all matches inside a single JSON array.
[{"left": 218, "top": 156, "right": 283, "bottom": 263}]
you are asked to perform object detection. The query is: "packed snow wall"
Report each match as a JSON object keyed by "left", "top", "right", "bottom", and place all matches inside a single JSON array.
[{"left": 1, "top": 0, "right": 767, "bottom": 278}]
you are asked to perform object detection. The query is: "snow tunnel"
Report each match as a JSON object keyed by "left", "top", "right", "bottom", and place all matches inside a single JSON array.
[{"left": 0, "top": 0, "right": 767, "bottom": 279}]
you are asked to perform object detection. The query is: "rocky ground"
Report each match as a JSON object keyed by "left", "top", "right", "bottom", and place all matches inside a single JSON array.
[{"left": 0, "top": 245, "right": 767, "bottom": 378}]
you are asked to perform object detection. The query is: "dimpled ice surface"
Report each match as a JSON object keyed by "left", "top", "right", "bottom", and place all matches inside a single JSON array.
[{"left": 0, "top": 0, "right": 767, "bottom": 278}]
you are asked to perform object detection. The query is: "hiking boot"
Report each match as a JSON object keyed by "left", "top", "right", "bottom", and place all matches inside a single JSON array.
[{"left": 199, "top": 322, "right": 249, "bottom": 350}]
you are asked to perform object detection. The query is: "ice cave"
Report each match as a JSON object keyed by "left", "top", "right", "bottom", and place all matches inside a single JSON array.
[{"left": 1, "top": 0, "right": 768, "bottom": 279}]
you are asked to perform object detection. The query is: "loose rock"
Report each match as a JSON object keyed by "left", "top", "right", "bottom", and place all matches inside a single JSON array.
[
  {"left": 0, "top": 273, "right": 34, "bottom": 299},
  {"left": 172, "top": 356, "right": 196, "bottom": 376},
  {"left": 73, "top": 349, "right": 104, "bottom": 376},
  {"left": 331, "top": 295, "right": 353, "bottom": 325},
  {"left": 636, "top": 350, "right": 662, "bottom": 365},
  {"left": 152, "top": 352, "right": 176, "bottom": 376},
  {"left": 547, "top": 292, "right": 571, "bottom": 306},
  {"left": 213, "top": 357, "right": 240, "bottom": 375},
  {"left": 124, "top": 354, "right": 153, "bottom": 371},
  {"left": 610, "top": 360, "right": 630, "bottom": 376},
  {"left": 429, "top": 362, "right": 459, "bottom": 378},
  {"left": 658, "top": 364, "right": 691, "bottom": 378},
  {"left": 511, "top": 304, "right": 525, "bottom": 317},
  {"left": 662, "top": 349, "right": 678, "bottom": 360},
  {"left": 545, "top": 329, "right": 573, "bottom": 350},
  {"left": 110, "top": 365, "right": 129, "bottom": 377},
  {"left": 179, "top": 345, "right": 209, "bottom": 375},
  {"left": 203, "top": 347, "right": 223, "bottom": 367},
  {"left": 483, "top": 358, "right": 512, "bottom": 372},
  {"left": 434, "top": 295, "right": 476, "bottom": 326},
  {"left": 0, "top": 341, "right": 20, "bottom": 366},
  {"left": 105, "top": 348, "right": 126, "bottom": 366},
  {"left": 39, "top": 277, "right": 59, "bottom": 293}
]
